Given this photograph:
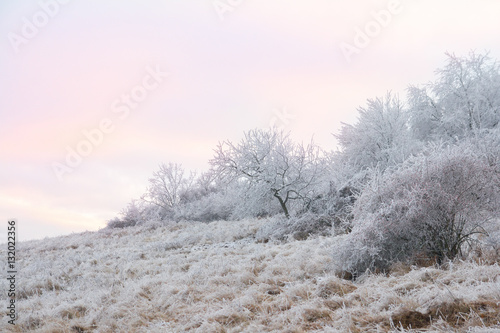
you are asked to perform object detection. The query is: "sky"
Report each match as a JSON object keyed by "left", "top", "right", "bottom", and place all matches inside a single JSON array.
[{"left": 1, "top": 0, "right": 500, "bottom": 242}]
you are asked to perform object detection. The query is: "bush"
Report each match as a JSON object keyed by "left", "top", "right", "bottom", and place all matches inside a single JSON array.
[
  {"left": 106, "top": 217, "right": 136, "bottom": 229},
  {"left": 334, "top": 143, "right": 500, "bottom": 277},
  {"left": 106, "top": 200, "right": 145, "bottom": 229},
  {"left": 255, "top": 213, "right": 334, "bottom": 242},
  {"left": 173, "top": 191, "right": 234, "bottom": 222}
]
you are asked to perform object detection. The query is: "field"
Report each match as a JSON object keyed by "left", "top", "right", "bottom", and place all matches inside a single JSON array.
[{"left": 1, "top": 219, "right": 499, "bottom": 332}]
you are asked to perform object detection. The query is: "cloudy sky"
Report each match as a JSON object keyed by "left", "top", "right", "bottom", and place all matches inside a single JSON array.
[{"left": 1, "top": 0, "right": 500, "bottom": 241}]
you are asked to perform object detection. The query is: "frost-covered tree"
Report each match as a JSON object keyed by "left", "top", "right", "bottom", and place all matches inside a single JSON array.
[
  {"left": 210, "top": 128, "right": 326, "bottom": 218},
  {"left": 141, "top": 163, "right": 194, "bottom": 216},
  {"left": 408, "top": 51, "right": 500, "bottom": 141},
  {"left": 335, "top": 92, "right": 415, "bottom": 175}
]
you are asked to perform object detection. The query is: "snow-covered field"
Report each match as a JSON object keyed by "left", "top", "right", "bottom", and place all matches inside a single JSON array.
[{"left": 1, "top": 219, "right": 499, "bottom": 332}]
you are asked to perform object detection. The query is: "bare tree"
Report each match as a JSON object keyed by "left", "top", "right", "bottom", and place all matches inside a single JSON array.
[
  {"left": 141, "top": 163, "right": 194, "bottom": 214},
  {"left": 210, "top": 128, "right": 325, "bottom": 218},
  {"left": 408, "top": 51, "right": 500, "bottom": 141}
]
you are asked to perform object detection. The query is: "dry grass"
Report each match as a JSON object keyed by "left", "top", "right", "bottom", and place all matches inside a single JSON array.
[
  {"left": 0, "top": 218, "right": 499, "bottom": 332},
  {"left": 391, "top": 309, "right": 430, "bottom": 329}
]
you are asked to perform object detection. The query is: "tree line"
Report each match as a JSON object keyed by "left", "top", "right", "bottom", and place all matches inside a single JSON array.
[{"left": 109, "top": 51, "right": 500, "bottom": 277}]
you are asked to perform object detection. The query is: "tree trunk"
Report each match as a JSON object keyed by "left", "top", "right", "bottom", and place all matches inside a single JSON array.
[{"left": 274, "top": 192, "right": 290, "bottom": 218}]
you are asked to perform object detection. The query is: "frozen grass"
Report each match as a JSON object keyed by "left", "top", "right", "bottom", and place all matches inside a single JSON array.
[{"left": 1, "top": 218, "right": 499, "bottom": 332}]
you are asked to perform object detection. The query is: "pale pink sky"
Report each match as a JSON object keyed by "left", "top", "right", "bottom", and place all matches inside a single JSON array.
[{"left": 1, "top": 0, "right": 500, "bottom": 241}]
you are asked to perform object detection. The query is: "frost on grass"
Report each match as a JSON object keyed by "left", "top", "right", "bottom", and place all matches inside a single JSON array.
[{"left": 1, "top": 218, "right": 499, "bottom": 332}]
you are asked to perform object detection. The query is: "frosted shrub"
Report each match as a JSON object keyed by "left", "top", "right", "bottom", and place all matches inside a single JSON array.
[
  {"left": 106, "top": 217, "right": 134, "bottom": 229},
  {"left": 173, "top": 190, "right": 234, "bottom": 222},
  {"left": 329, "top": 184, "right": 360, "bottom": 234},
  {"left": 106, "top": 200, "right": 145, "bottom": 228},
  {"left": 335, "top": 143, "right": 500, "bottom": 276},
  {"left": 255, "top": 212, "right": 334, "bottom": 242}
]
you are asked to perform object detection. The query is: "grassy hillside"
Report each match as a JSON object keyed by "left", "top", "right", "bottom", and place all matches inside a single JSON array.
[{"left": 1, "top": 219, "right": 499, "bottom": 332}]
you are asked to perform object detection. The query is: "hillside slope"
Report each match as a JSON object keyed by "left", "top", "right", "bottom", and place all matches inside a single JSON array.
[{"left": 1, "top": 219, "right": 499, "bottom": 332}]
